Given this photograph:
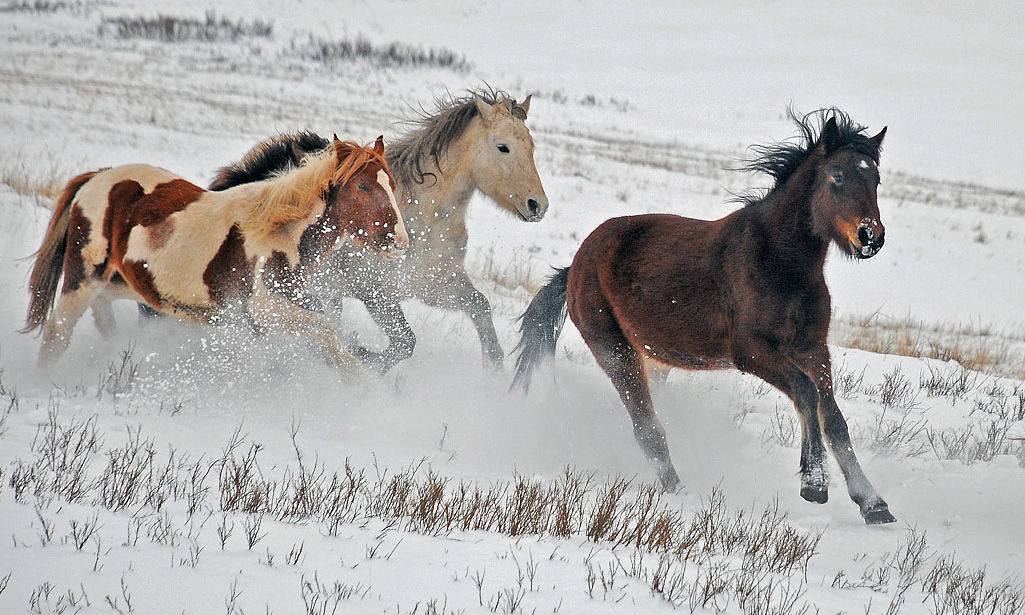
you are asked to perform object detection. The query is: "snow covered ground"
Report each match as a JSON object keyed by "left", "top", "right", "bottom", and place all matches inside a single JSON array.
[{"left": 1, "top": 1, "right": 1024, "bottom": 613}]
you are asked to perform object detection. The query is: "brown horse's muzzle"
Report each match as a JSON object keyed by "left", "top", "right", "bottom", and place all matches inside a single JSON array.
[{"left": 851, "top": 219, "right": 885, "bottom": 259}]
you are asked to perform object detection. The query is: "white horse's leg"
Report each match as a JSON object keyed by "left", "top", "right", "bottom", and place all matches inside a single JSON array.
[{"left": 40, "top": 283, "right": 103, "bottom": 366}]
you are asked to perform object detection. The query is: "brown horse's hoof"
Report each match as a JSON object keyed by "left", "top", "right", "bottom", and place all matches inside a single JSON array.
[
  {"left": 862, "top": 501, "right": 897, "bottom": 525},
  {"left": 800, "top": 485, "right": 828, "bottom": 504}
]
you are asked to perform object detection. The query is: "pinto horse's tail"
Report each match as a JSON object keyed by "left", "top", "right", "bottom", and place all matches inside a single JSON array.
[
  {"left": 23, "top": 171, "right": 98, "bottom": 334},
  {"left": 511, "top": 267, "right": 570, "bottom": 392}
]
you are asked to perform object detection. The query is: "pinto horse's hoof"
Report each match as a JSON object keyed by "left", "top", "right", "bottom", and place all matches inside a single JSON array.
[
  {"left": 861, "top": 501, "right": 897, "bottom": 525},
  {"left": 800, "top": 485, "right": 829, "bottom": 504}
]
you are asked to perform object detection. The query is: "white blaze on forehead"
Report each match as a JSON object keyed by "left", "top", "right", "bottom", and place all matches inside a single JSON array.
[
  {"left": 858, "top": 159, "right": 873, "bottom": 170},
  {"left": 377, "top": 169, "right": 407, "bottom": 240}
]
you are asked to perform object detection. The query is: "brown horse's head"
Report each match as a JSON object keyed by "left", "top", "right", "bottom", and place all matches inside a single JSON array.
[
  {"left": 328, "top": 135, "right": 408, "bottom": 261},
  {"left": 811, "top": 116, "right": 887, "bottom": 259}
]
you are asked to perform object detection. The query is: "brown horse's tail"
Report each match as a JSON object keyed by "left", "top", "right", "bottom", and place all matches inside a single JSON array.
[
  {"left": 510, "top": 267, "right": 570, "bottom": 392},
  {"left": 22, "top": 171, "right": 98, "bottom": 334}
]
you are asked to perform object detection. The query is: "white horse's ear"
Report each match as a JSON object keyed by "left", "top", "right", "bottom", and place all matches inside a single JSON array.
[
  {"left": 519, "top": 94, "right": 532, "bottom": 117},
  {"left": 475, "top": 94, "right": 497, "bottom": 123}
]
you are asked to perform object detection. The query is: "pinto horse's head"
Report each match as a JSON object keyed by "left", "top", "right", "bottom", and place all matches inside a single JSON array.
[
  {"left": 811, "top": 116, "right": 887, "bottom": 259},
  {"left": 328, "top": 135, "right": 408, "bottom": 261},
  {"left": 469, "top": 94, "right": 549, "bottom": 222}
]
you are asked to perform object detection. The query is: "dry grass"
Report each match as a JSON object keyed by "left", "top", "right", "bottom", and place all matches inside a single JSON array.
[
  {"left": 0, "top": 154, "right": 67, "bottom": 206},
  {"left": 833, "top": 313, "right": 1025, "bottom": 378}
]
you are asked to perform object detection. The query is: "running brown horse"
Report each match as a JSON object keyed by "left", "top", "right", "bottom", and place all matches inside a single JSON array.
[
  {"left": 24, "top": 136, "right": 407, "bottom": 375},
  {"left": 512, "top": 109, "right": 895, "bottom": 524}
]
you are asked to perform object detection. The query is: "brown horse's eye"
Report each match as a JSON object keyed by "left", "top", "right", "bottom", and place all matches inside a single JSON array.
[
  {"left": 358, "top": 183, "right": 369, "bottom": 192},
  {"left": 830, "top": 167, "right": 844, "bottom": 187}
]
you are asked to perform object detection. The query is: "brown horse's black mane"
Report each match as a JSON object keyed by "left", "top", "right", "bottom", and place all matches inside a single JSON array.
[
  {"left": 739, "top": 108, "right": 882, "bottom": 206},
  {"left": 209, "top": 130, "right": 329, "bottom": 191}
]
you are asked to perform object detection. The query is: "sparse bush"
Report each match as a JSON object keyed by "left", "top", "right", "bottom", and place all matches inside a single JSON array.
[
  {"left": 100, "top": 11, "right": 272, "bottom": 43},
  {"left": 290, "top": 33, "right": 471, "bottom": 72},
  {"left": 0, "top": 0, "right": 72, "bottom": 13}
]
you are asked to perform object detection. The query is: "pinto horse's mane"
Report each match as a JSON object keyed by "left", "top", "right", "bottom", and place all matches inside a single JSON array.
[
  {"left": 240, "top": 140, "right": 386, "bottom": 236},
  {"left": 738, "top": 108, "right": 882, "bottom": 206},
  {"left": 387, "top": 86, "right": 528, "bottom": 187}
]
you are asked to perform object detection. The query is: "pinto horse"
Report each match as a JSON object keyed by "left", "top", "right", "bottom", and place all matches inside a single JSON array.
[
  {"left": 209, "top": 88, "right": 549, "bottom": 372},
  {"left": 512, "top": 110, "right": 895, "bottom": 524},
  {"left": 24, "top": 136, "right": 408, "bottom": 374}
]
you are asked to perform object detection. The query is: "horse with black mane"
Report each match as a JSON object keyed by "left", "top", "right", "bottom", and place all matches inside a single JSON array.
[
  {"left": 208, "top": 88, "right": 549, "bottom": 372},
  {"left": 512, "top": 109, "right": 895, "bottom": 524}
]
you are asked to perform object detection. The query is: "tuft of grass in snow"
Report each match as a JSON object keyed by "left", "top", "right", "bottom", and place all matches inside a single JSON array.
[
  {"left": 0, "top": 153, "right": 68, "bottom": 206},
  {"left": 289, "top": 33, "right": 472, "bottom": 72},
  {"left": 99, "top": 11, "right": 272, "bottom": 43}
]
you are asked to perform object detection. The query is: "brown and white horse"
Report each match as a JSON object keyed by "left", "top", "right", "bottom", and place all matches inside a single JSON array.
[
  {"left": 209, "top": 88, "right": 549, "bottom": 372},
  {"left": 512, "top": 110, "right": 896, "bottom": 524},
  {"left": 24, "top": 136, "right": 408, "bottom": 375}
]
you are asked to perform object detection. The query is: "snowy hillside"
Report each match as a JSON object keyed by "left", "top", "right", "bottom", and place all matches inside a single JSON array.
[{"left": 2, "top": 1, "right": 1024, "bottom": 613}]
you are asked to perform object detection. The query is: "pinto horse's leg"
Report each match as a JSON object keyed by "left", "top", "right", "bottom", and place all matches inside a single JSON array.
[
  {"left": 91, "top": 294, "right": 118, "bottom": 339},
  {"left": 40, "top": 283, "right": 103, "bottom": 366},
  {"left": 248, "top": 291, "right": 362, "bottom": 379},
  {"left": 419, "top": 270, "right": 504, "bottom": 369}
]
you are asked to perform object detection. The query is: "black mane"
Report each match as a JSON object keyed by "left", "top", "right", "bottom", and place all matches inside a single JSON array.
[
  {"left": 739, "top": 108, "right": 882, "bottom": 206},
  {"left": 209, "top": 130, "right": 329, "bottom": 191}
]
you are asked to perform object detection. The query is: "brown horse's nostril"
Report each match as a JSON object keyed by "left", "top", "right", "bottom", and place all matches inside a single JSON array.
[{"left": 857, "top": 225, "right": 874, "bottom": 246}]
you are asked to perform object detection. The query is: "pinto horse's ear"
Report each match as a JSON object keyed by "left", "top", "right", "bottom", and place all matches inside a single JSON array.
[
  {"left": 331, "top": 133, "right": 344, "bottom": 160},
  {"left": 819, "top": 116, "right": 841, "bottom": 153},
  {"left": 870, "top": 126, "right": 887, "bottom": 150},
  {"left": 475, "top": 94, "right": 498, "bottom": 123},
  {"left": 373, "top": 135, "right": 385, "bottom": 156}
]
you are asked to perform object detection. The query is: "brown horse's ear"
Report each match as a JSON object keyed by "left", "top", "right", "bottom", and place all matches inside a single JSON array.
[
  {"left": 474, "top": 94, "right": 497, "bottom": 123},
  {"left": 870, "top": 126, "right": 887, "bottom": 150},
  {"left": 519, "top": 94, "right": 532, "bottom": 117},
  {"left": 819, "top": 116, "right": 841, "bottom": 153},
  {"left": 373, "top": 135, "right": 385, "bottom": 156}
]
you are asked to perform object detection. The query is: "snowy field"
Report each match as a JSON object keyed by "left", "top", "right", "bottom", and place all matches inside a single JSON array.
[{"left": 2, "top": 1, "right": 1025, "bottom": 613}]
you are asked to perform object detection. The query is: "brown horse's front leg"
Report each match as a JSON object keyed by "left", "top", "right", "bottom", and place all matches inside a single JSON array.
[
  {"left": 817, "top": 391, "right": 896, "bottom": 524},
  {"left": 799, "top": 354, "right": 896, "bottom": 524}
]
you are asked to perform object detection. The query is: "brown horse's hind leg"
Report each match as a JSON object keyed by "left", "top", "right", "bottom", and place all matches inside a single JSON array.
[{"left": 575, "top": 310, "right": 681, "bottom": 491}]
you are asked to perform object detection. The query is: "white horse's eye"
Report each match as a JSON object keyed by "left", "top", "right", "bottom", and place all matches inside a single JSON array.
[{"left": 497, "top": 144, "right": 510, "bottom": 154}]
